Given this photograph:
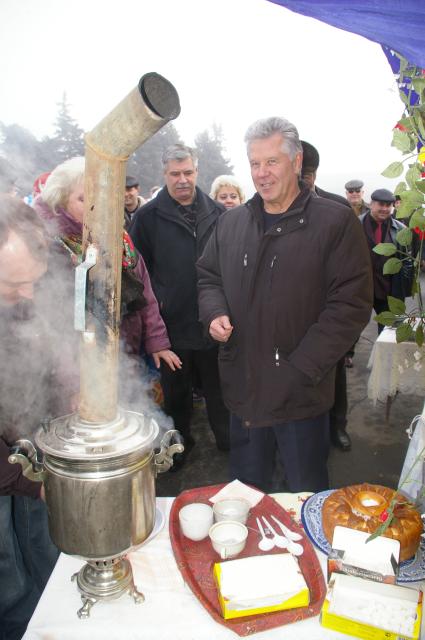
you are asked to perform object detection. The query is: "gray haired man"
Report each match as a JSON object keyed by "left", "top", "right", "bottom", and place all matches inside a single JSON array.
[
  {"left": 129, "top": 145, "right": 229, "bottom": 468},
  {"left": 197, "top": 117, "right": 373, "bottom": 493}
]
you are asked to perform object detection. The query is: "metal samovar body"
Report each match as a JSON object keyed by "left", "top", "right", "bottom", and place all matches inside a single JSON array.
[{"left": 38, "top": 411, "right": 159, "bottom": 560}]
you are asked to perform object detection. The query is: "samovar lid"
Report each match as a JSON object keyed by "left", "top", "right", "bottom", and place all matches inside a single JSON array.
[{"left": 35, "top": 408, "right": 159, "bottom": 460}]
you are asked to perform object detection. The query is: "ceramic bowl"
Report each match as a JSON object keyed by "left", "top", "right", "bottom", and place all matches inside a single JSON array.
[
  {"left": 209, "top": 520, "right": 248, "bottom": 559},
  {"left": 213, "top": 498, "right": 251, "bottom": 524},
  {"left": 179, "top": 503, "right": 213, "bottom": 541}
]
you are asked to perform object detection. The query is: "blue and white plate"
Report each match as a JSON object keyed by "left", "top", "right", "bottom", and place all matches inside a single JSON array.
[{"left": 301, "top": 489, "right": 425, "bottom": 583}]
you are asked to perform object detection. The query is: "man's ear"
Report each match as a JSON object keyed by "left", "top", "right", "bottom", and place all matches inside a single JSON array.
[{"left": 293, "top": 152, "right": 303, "bottom": 176}]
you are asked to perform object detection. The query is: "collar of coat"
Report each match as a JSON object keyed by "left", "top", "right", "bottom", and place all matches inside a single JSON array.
[
  {"left": 154, "top": 185, "right": 224, "bottom": 224},
  {"left": 246, "top": 185, "right": 313, "bottom": 232}
]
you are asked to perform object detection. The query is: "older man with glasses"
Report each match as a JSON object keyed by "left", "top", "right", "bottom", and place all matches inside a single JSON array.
[{"left": 345, "top": 179, "right": 370, "bottom": 217}]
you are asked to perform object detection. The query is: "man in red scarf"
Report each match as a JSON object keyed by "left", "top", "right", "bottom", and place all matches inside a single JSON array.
[{"left": 359, "top": 188, "right": 413, "bottom": 333}]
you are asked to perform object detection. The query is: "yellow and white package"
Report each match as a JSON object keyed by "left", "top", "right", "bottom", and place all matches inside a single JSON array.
[
  {"left": 213, "top": 553, "right": 309, "bottom": 619},
  {"left": 321, "top": 573, "right": 422, "bottom": 640}
]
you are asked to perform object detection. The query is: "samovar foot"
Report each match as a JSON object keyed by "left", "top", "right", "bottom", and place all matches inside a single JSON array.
[
  {"left": 129, "top": 584, "right": 145, "bottom": 604},
  {"left": 77, "top": 596, "right": 97, "bottom": 619}
]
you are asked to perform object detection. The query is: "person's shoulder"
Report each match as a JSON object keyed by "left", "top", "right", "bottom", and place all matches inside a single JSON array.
[
  {"left": 130, "top": 197, "right": 158, "bottom": 230},
  {"left": 196, "top": 187, "right": 225, "bottom": 214},
  {"left": 309, "top": 193, "right": 350, "bottom": 217},
  {"left": 391, "top": 217, "right": 406, "bottom": 230},
  {"left": 316, "top": 186, "right": 351, "bottom": 209}
]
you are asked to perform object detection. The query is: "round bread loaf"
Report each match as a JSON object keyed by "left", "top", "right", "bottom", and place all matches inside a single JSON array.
[{"left": 322, "top": 483, "right": 422, "bottom": 562}]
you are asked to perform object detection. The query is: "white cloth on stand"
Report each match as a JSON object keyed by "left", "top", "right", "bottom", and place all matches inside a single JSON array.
[
  {"left": 368, "top": 328, "right": 425, "bottom": 403},
  {"left": 399, "top": 410, "right": 425, "bottom": 502}
]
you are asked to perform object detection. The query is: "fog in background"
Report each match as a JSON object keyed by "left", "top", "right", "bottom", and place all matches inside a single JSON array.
[{"left": 0, "top": 0, "right": 404, "bottom": 200}]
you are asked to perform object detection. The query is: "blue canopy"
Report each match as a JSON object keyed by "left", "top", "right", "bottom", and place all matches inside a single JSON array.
[{"left": 267, "top": 0, "right": 425, "bottom": 69}]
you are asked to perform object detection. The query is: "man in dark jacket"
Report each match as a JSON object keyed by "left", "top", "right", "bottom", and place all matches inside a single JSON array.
[
  {"left": 124, "top": 175, "right": 146, "bottom": 230},
  {"left": 0, "top": 197, "right": 60, "bottom": 640},
  {"left": 360, "top": 188, "right": 413, "bottom": 333},
  {"left": 197, "top": 117, "right": 373, "bottom": 493},
  {"left": 345, "top": 179, "right": 371, "bottom": 217},
  {"left": 301, "top": 140, "right": 354, "bottom": 453},
  {"left": 130, "top": 145, "right": 229, "bottom": 466}
]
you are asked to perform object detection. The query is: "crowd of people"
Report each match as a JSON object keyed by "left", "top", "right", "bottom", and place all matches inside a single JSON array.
[{"left": 0, "top": 115, "right": 414, "bottom": 638}]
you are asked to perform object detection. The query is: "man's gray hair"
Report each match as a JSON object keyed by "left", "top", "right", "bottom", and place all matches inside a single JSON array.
[
  {"left": 244, "top": 117, "right": 302, "bottom": 160},
  {"left": 162, "top": 144, "right": 198, "bottom": 169}
]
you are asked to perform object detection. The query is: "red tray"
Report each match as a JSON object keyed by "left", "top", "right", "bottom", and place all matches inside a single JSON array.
[{"left": 169, "top": 484, "right": 326, "bottom": 636}]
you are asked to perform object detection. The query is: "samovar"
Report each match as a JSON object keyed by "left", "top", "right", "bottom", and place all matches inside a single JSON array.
[{"left": 9, "top": 72, "right": 183, "bottom": 618}]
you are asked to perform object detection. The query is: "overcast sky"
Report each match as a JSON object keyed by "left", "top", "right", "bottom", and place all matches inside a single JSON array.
[{"left": 0, "top": 0, "right": 404, "bottom": 199}]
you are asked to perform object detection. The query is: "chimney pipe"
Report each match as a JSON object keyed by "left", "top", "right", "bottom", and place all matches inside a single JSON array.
[{"left": 78, "top": 73, "right": 180, "bottom": 423}]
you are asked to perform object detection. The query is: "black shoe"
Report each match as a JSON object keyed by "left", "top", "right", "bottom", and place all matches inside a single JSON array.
[
  {"left": 331, "top": 428, "right": 351, "bottom": 452},
  {"left": 169, "top": 435, "right": 195, "bottom": 472}
]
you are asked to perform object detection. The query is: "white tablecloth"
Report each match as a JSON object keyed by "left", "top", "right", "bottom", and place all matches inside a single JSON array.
[
  {"left": 368, "top": 327, "right": 425, "bottom": 403},
  {"left": 22, "top": 495, "right": 422, "bottom": 640}
]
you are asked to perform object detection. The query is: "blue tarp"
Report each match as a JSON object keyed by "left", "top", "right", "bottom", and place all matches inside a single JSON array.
[{"left": 266, "top": 0, "right": 425, "bottom": 69}]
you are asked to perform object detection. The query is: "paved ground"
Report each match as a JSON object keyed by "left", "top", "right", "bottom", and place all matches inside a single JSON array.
[{"left": 156, "top": 315, "right": 422, "bottom": 497}]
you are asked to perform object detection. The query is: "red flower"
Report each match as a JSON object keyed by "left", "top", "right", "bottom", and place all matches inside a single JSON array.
[
  {"left": 394, "top": 123, "right": 407, "bottom": 132},
  {"left": 379, "top": 510, "right": 389, "bottom": 523},
  {"left": 414, "top": 227, "right": 425, "bottom": 240}
]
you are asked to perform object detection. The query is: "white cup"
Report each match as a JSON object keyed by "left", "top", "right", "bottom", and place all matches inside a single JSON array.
[
  {"left": 209, "top": 520, "right": 248, "bottom": 560},
  {"left": 213, "top": 498, "right": 251, "bottom": 524},
  {"left": 179, "top": 503, "right": 214, "bottom": 541}
]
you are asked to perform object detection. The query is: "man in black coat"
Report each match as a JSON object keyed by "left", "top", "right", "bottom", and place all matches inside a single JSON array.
[
  {"left": 197, "top": 119, "right": 372, "bottom": 493},
  {"left": 301, "top": 140, "right": 354, "bottom": 453},
  {"left": 130, "top": 145, "right": 229, "bottom": 467}
]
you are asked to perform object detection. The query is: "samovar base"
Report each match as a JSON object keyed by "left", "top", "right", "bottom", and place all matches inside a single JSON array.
[{"left": 71, "top": 556, "right": 144, "bottom": 618}]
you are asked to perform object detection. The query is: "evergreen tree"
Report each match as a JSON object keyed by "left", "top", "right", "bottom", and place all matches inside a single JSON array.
[
  {"left": 0, "top": 122, "right": 53, "bottom": 195},
  {"left": 51, "top": 92, "right": 85, "bottom": 163},
  {"left": 194, "top": 124, "right": 233, "bottom": 192}
]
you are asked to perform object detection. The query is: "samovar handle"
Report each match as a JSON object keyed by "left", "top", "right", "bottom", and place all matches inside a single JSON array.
[
  {"left": 154, "top": 429, "right": 184, "bottom": 474},
  {"left": 8, "top": 438, "right": 46, "bottom": 483}
]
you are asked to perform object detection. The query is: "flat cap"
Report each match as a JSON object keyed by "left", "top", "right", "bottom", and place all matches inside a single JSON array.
[
  {"left": 370, "top": 188, "right": 395, "bottom": 203},
  {"left": 125, "top": 175, "right": 139, "bottom": 188},
  {"left": 345, "top": 179, "right": 364, "bottom": 190}
]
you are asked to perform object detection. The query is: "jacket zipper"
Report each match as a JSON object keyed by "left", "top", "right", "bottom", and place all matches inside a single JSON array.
[{"left": 275, "top": 347, "right": 280, "bottom": 367}]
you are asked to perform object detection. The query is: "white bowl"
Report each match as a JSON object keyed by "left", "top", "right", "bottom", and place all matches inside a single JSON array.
[
  {"left": 213, "top": 498, "right": 251, "bottom": 524},
  {"left": 209, "top": 520, "right": 248, "bottom": 559},
  {"left": 179, "top": 503, "right": 213, "bottom": 541}
]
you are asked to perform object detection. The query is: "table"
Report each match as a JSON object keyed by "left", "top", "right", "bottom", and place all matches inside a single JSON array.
[
  {"left": 368, "top": 327, "right": 425, "bottom": 416},
  {"left": 22, "top": 495, "right": 423, "bottom": 640}
]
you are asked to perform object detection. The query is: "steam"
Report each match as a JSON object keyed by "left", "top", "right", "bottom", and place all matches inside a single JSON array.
[{"left": 0, "top": 252, "right": 175, "bottom": 447}]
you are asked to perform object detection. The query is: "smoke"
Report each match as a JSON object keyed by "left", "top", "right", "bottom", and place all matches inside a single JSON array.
[{"left": 0, "top": 243, "right": 175, "bottom": 448}]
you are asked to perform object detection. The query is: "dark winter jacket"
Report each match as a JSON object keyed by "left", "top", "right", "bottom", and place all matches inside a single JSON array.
[
  {"left": 360, "top": 211, "right": 414, "bottom": 301},
  {"left": 197, "top": 189, "right": 373, "bottom": 427},
  {"left": 129, "top": 186, "right": 225, "bottom": 350},
  {"left": 315, "top": 186, "right": 351, "bottom": 209}
]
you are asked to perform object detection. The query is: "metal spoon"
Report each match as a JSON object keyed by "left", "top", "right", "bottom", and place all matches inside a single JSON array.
[
  {"left": 256, "top": 517, "right": 274, "bottom": 551},
  {"left": 271, "top": 515, "right": 303, "bottom": 541},
  {"left": 261, "top": 517, "right": 288, "bottom": 549}
]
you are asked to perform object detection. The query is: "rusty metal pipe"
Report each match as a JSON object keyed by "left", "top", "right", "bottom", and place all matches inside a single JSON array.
[{"left": 79, "top": 73, "right": 180, "bottom": 423}]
